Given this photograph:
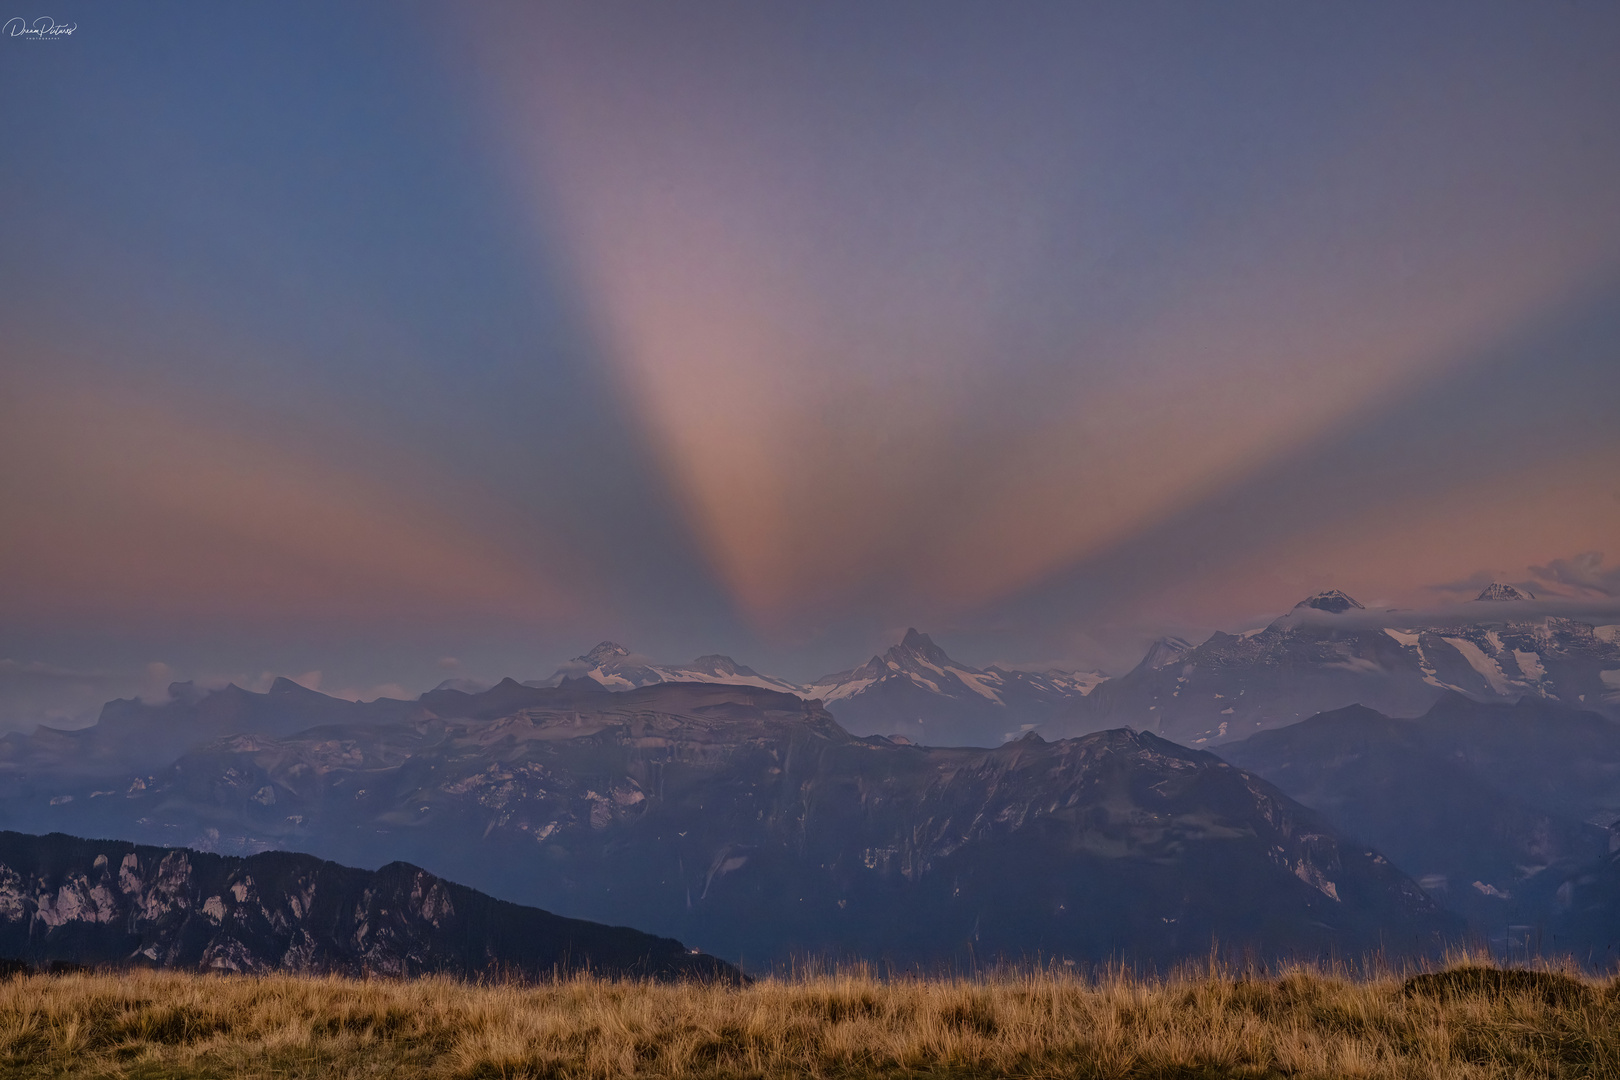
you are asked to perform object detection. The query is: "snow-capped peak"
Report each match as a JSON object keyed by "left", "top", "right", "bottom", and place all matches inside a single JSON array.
[
  {"left": 1294, "top": 590, "right": 1364, "bottom": 614},
  {"left": 898, "top": 627, "right": 950, "bottom": 662},
  {"left": 687, "top": 654, "right": 748, "bottom": 677},
  {"left": 1475, "top": 583, "right": 1535, "bottom": 602},
  {"left": 580, "top": 641, "right": 632, "bottom": 665},
  {"left": 795, "top": 629, "right": 1106, "bottom": 730}
]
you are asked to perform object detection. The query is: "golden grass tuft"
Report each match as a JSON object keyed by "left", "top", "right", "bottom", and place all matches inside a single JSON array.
[{"left": 1, "top": 954, "right": 1616, "bottom": 1078}]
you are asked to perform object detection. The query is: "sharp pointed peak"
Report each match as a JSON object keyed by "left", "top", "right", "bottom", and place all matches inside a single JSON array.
[
  {"left": 1293, "top": 589, "right": 1364, "bottom": 614},
  {"left": 890, "top": 628, "right": 953, "bottom": 665}
]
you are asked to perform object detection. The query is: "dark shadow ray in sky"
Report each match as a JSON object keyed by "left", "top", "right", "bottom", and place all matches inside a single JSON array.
[
  {"left": 3, "top": 1, "right": 1620, "bottom": 702},
  {"left": 0, "top": 2, "right": 737, "bottom": 653},
  {"left": 468, "top": 0, "right": 1620, "bottom": 638},
  {"left": 966, "top": 272, "right": 1620, "bottom": 670}
]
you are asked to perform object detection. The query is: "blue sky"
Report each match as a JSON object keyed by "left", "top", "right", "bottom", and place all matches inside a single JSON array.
[{"left": 3, "top": 2, "right": 1618, "bottom": 725}]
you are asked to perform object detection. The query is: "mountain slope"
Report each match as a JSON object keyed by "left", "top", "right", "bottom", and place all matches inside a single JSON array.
[
  {"left": 1549, "top": 832, "right": 1620, "bottom": 962},
  {"left": 0, "top": 830, "right": 734, "bottom": 980},
  {"left": 1218, "top": 694, "right": 1620, "bottom": 945},
  {"left": 7, "top": 682, "right": 1457, "bottom": 966}
]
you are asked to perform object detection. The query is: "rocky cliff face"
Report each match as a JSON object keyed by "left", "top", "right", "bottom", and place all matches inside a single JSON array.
[
  {"left": 0, "top": 830, "right": 734, "bottom": 980},
  {"left": 7, "top": 682, "right": 1457, "bottom": 967}
]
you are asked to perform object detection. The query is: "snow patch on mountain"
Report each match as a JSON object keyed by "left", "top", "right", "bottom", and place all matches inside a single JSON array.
[
  {"left": 1513, "top": 651, "right": 1546, "bottom": 683},
  {"left": 1442, "top": 637, "right": 1514, "bottom": 696}
]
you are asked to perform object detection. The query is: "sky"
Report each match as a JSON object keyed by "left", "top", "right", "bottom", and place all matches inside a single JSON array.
[{"left": 3, "top": 1, "right": 1619, "bottom": 729}]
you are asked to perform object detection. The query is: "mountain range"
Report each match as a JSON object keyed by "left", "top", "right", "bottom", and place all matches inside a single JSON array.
[
  {"left": 3, "top": 581, "right": 1618, "bottom": 970},
  {"left": 465, "top": 585, "right": 1620, "bottom": 749},
  {"left": 0, "top": 829, "right": 734, "bottom": 980},
  {"left": 0, "top": 681, "right": 1455, "bottom": 967},
  {"left": 528, "top": 641, "right": 804, "bottom": 696},
  {"left": 521, "top": 632, "right": 1103, "bottom": 748}
]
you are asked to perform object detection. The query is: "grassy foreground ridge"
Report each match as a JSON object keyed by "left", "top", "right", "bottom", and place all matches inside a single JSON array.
[{"left": 3, "top": 961, "right": 1617, "bottom": 1079}]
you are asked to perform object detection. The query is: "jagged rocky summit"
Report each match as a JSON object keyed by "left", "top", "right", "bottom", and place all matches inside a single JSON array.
[
  {"left": 796, "top": 629, "right": 1105, "bottom": 746},
  {"left": 0, "top": 830, "right": 735, "bottom": 981},
  {"left": 6, "top": 681, "right": 1458, "bottom": 967}
]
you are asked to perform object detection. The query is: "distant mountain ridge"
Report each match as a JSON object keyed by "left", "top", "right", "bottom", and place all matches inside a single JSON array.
[
  {"left": 527, "top": 641, "right": 802, "bottom": 695},
  {"left": 525, "top": 631, "right": 1105, "bottom": 747},
  {"left": 0, "top": 830, "right": 734, "bottom": 980},
  {"left": 511, "top": 583, "right": 1617, "bottom": 749},
  {"left": 5, "top": 584, "right": 1614, "bottom": 763},
  {"left": 0, "top": 677, "right": 427, "bottom": 779}
]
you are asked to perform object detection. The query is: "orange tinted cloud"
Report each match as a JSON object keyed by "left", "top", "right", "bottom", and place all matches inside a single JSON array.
[
  {"left": 0, "top": 374, "right": 579, "bottom": 626},
  {"left": 1166, "top": 443, "right": 1620, "bottom": 627}
]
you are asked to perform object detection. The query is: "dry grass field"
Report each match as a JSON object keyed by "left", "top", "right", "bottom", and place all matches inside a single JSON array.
[{"left": 2, "top": 958, "right": 1616, "bottom": 1079}]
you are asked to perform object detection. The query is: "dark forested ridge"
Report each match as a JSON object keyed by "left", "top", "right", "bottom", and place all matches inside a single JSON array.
[{"left": 0, "top": 830, "right": 735, "bottom": 981}]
